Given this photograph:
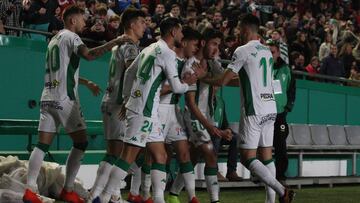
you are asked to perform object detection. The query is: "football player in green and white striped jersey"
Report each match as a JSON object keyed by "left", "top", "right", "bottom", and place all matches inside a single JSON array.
[
  {"left": 99, "top": 18, "right": 201, "bottom": 203},
  {"left": 87, "top": 9, "right": 147, "bottom": 203},
  {"left": 203, "top": 14, "right": 295, "bottom": 203},
  {"left": 23, "top": 5, "right": 130, "bottom": 203}
]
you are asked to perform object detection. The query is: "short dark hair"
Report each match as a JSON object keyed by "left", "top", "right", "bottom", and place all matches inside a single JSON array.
[
  {"left": 159, "top": 17, "right": 181, "bottom": 37},
  {"left": 62, "top": 5, "right": 85, "bottom": 22},
  {"left": 121, "top": 8, "right": 146, "bottom": 30},
  {"left": 201, "top": 27, "right": 223, "bottom": 42},
  {"left": 182, "top": 26, "right": 202, "bottom": 41},
  {"left": 240, "top": 14, "right": 260, "bottom": 32}
]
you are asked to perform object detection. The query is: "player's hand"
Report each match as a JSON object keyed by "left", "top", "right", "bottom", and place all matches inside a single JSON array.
[
  {"left": 208, "top": 126, "right": 222, "bottom": 138},
  {"left": 86, "top": 81, "right": 102, "bottom": 96},
  {"left": 118, "top": 103, "right": 127, "bottom": 121},
  {"left": 182, "top": 72, "right": 198, "bottom": 85},
  {"left": 220, "top": 129, "right": 233, "bottom": 141},
  {"left": 192, "top": 62, "right": 207, "bottom": 79}
]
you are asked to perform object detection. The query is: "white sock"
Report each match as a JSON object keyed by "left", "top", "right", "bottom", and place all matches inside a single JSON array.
[
  {"left": 205, "top": 175, "right": 219, "bottom": 202},
  {"left": 100, "top": 162, "right": 128, "bottom": 203},
  {"left": 264, "top": 160, "right": 276, "bottom": 203},
  {"left": 151, "top": 164, "right": 167, "bottom": 203},
  {"left": 170, "top": 172, "right": 184, "bottom": 195},
  {"left": 64, "top": 147, "right": 84, "bottom": 191},
  {"left": 248, "top": 159, "right": 285, "bottom": 196},
  {"left": 89, "top": 161, "right": 113, "bottom": 199},
  {"left": 141, "top": 166, "right": 152, "bottom": 200},
  {"left": 129, "top": 163, "right": 142, "bottom": 196},
  {"left": 179, "top": 162, "right": 195, "bottom": 200},
  {"left": 26, "top": 147, "right": 45, "bottom": 191}
]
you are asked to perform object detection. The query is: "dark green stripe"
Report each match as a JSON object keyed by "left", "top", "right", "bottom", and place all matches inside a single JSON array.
[
  {"left": 151, "top": 162, "right": 167, "bottom": 172},
  {"left": 142, "top": 164, "right": 151, "bottom": 174},
  {"left": 166, "top": 164, "right": 171, "bottom": 173},
  {"left": 169, "top": 59, "right": 186, "bottom": 104},
  {"left": 143, "top": 72, "right": 166, "bottom": 117},
  {"left": 179, "top": 161, "right": 194, "bottom": 173},
  {"left": 204, "top": 167, "right": 217, "bottom": 176},
  {"left": 244, "top": 157, "right": 257, "bottom": 168},
  {"left": 114, "top": 158, "right": 130, "bottom": 171},
  {"left": 116, "top": 70, "right": 126, "bottom": 105},
  {"left": 66, "top": 53, "right": 80, "bottom": 100},
  {"left": 262, "top": 159, "right": 274, "bottom": 165},
  {"left": 102, "top": 154, "right": 117, "bottom": 164},
  {"left": 36, "top": 142, "right": 50, "bottom": 152},
  {"left": 135, "top": 153, "right": 145, "bottom": 167},
  {"left": 239, "top": 69, "right": 255, "bottom": 115}
]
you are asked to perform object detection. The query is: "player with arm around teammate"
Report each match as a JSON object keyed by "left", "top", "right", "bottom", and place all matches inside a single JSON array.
[
  {"left": 87, "top": 8, "right": 147, "bottom": 203},
  {"left": 23, "top": 5, "right": 130, "bottom": 203},
  {"left": 97, "top": 17, "right": 199, "bottom": 203},
  {"left": 203, "top": 14, "right": 295, "bottom": 203}
]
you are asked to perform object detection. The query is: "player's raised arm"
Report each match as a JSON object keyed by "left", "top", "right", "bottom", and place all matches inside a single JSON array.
[{"left": 77, "top": 35, "right": 131, "bottom": 61}]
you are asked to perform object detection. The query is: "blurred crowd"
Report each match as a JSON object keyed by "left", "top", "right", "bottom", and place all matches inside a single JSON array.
[{"left": 1, "top": 0, "right": 360, "bottom": 85}]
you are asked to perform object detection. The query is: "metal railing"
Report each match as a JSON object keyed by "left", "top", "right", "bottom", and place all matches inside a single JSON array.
[
  {"left": 3, "top": 25, "right": 102, "bottom": 45},
  {"left": 3, "top": 25, "right": 360, "bottom": 86}
]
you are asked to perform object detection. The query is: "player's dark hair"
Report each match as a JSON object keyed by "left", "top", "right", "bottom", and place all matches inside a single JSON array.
[
  {"left": 159, "top": 17, "right": 181, "bottom": 37},
  {"left": 62, "top": 5, "right": 85, "bottom": 22},
  {"left": 121, "top": 8, "right": 146, "bottom": 30},
  {"left": 240, "top": 14, "right": 260, "bottom": 33},
  {"left": 201, "top": 27, "right": 223, "bottom": 42},
  {"left": 182, "top": 26, "right": 202, "bottom": 41}
]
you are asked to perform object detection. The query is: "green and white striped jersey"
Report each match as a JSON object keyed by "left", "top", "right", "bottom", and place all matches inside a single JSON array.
[
  {"left": 126, "top": 39, "right": 189, "bottom": 118},
  {"left": 184, "top": 57, "right": 224, "bottom": 120},
  {"left": 228, "top": 40, "right": 276, "bottom": 116},
  {"left": 102, "top": 42, "right": 139, "bottom": 105},
  {"left": 159, "top": 57, "right": 186, "bottom": 105},
  {"left": 41, "top": 29, "right": 84, "bottom": 101}
]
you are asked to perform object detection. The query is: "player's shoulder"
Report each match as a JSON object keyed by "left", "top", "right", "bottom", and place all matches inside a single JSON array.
[{"left": 157, "top": 39, "right": 175, "bottom": 58}]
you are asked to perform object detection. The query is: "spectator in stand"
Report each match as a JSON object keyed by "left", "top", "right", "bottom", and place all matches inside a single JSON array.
[
  {"left": 305, "top": 56, "right": 320, "bottom": 74},
  {"left": 187, "top": 17, "right": 197, "bottom": 30},
  {"left": 291, "top": 51, "right": 305, "bottom": 72},
  {"left": 165, "top": 3, "right": 183, "bottom": 24},
  {"left": 0, "top": 0, "right": 22, "bottom": 36},
  {"left": 116, "top": 0, "right": 140, "bottom": 14},
  {"left": 185, "top": 7, "right": 197, "bottom": 20},
  {"left": 107, "top": 0, "right": 117, "bottom": 18},
  {"left": 57, "top": 0, "right": 75, "bottom": 12},
  {"left": 139, "top": 14, "right": 155, "bottom": 47},
  {"left": 340, "top": 42, "right": 356, "bottom": 78},
  {"left": 140, "top": 4, "right": 150, "bottom": 15},
  {"left": 290, "top": 30, "right": 312, "bottom": 65},
  {"left": 320, "top": 44, "right": 345, "bottom": 82},
  {"left": 319, "top": 31, "right": 332, "bottom": 62},
  {"left": 48, "top": 6, "right": 63, "bottom": 35},
  {"left": 82, "top": 4, "right": 109, "bottom": 46},
  {"left": 85, "top": 0, "right": 96, "bottom": 19},
  {"left": 348, "top": 61, "right": 360, "bottom": 86},
  {"left": 22, "top": 0, "right": 58, "bottom": 40},
  {"left": 152, "top": 3, "right": 165, "bottom": 27},
  {"left": 211, "top": 11, "right": 222, "bottom": 30},
  {"left": 105, "top": 14, "right": 120, "bottom": 41}
]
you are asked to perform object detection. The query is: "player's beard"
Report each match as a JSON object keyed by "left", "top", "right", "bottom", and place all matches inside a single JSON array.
[{"left": 174, "top": 40, "right": 182, "bottom": 48}]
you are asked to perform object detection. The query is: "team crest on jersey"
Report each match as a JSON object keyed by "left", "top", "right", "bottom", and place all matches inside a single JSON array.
[
  {"left": 45, "top": 80, "right": 60, "bottom": 88},
  {"left": 155, "top": 46, "right": 161, "bottom": 55},
  {"left": 134, "top": 90, "right": 142, "bottom": 97}
]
